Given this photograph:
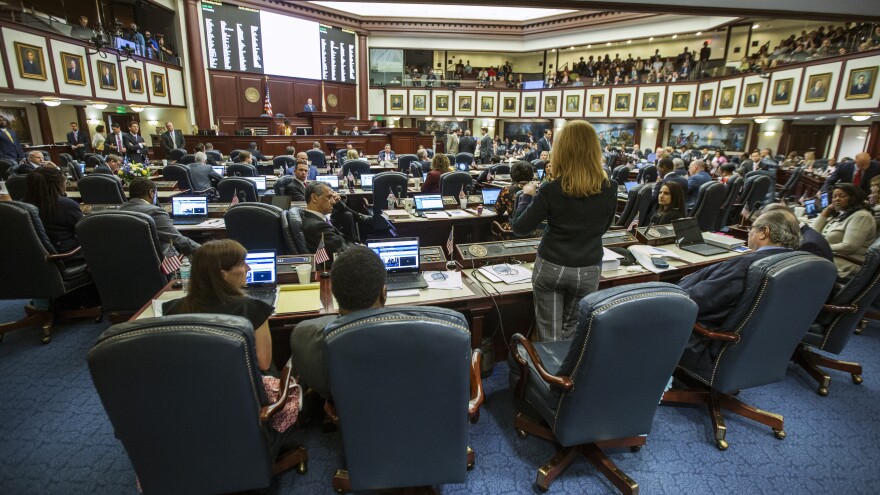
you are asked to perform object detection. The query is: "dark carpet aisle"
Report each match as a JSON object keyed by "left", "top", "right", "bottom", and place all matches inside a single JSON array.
[{"left": 2, "top": 299, "right": 879, "bottom": 494}]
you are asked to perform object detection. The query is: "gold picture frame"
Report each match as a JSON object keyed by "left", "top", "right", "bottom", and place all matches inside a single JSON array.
[
  {"left": 523, "top": 96, "right": 536, "bottom": 112},
  {"left": 480, "top": 96, "right": 494, "bottom": 112},
  {"left": 435, "top": 95, "right": 449, "bottom": 111},
  {"left": 60, "top": 52, "right": 86, "bottom": 85},
  {"left": 502, "top": 97, "right": 516, "bottom": 112},
  {"left": 458, "top": 95, "right": 472, "bottom": 111},
  {"left": 804, "top": 73, "right": 832, "bottom": 103},
  {"left": 718, "top": 86, "right": 735, "bottom": 109},
  {"left": 151, "top": 72, "right": 167, "bottom": 97},
  {"left": 15, "top": 42, "right": 47, "bottom": 80},
  {"left": 589, "top": 95, "right": 604, "bottom": 112},
  {"left": 743, "top": 82, "right": 762, "bottom": 108},
  {"left": 412, "top": 94, "right": 426, "bottom": 111},
  {"left": 641, "top": 92, "right": 659, "bottom": 111},
  {"left": 771, "top": 78, "right": 793, "bottom": 105},
  {"left": 565, "top": 94, "right": 580, "bottom": 112},
  {"left": 698, "top": 89, "right": 714, "bottom": 110},
  {"left": 126, "top": 67, "right": 144, "bottom": 94},
  {"left": 614, "top": 94, "right": 631, "bottom": 111},
  {"left": 389, "top": 94, "right": 404, "bottom": 111},
  {"left": 845, "top": 66, "right": 877, "bottom": 100},
  {"left": 543, "top": 95, "right": 557, "bottom": 113},
  {"left": 670, "top": 92, "right": 690, "bottom": 111},
  {"left": 97, "top": 61, "right": 118, "bottom": 90}
]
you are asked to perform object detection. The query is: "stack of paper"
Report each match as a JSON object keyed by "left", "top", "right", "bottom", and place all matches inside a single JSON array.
[
  {"left": 423, "top": 271, "right": 463, "bottom": 289},
  {"left": 477, "top": 264, "right": 532, "bottom": 284},
  {"left": 383, "top": 209, "right": 411, "bottom": 218},
  {"left": 602, "top": 247, "right": 623, "bottom": 271},
  {"left": 627, "top": 245, "right": 683, "bottom": 274}
]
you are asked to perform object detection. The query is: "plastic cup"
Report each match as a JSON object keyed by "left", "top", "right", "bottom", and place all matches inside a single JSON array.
[
  {"left": 295, "top": 264, "right": 312, "bottom": 284},
  {"left": 477, "top": 205, "right": 483, "bottom": 215}
]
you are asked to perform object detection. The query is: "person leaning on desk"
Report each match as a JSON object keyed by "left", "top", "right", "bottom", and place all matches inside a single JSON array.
[{"left": 511, "top": 121, "right": 617, "bottom": 342}]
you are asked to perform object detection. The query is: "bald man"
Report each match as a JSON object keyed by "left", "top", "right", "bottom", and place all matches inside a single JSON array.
[{"left": 822, "top": 152, "right": 880, "bottom": 196}]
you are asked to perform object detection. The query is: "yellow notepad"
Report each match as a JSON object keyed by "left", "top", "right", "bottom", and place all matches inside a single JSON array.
[{"left": 274, "top": 284, "right": 323, "bottom": 314}]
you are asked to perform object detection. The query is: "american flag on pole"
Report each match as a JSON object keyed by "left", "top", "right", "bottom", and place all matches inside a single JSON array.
[
  {"left": 160, "top": 254, "right": 183, "bottom": 275},
  {"left": 741, "top": 203, "right": 751, "bottom": 219},
  {"left": 231, "top": 189, "right": 240, "bottom": 204},
  {"left": 314, "top": 233, "right": 330, "bottom": 265},
  {"left": 446, "top": 226, "right": 454, "bottom": 255},
  {"left": 263, "top": 78, "right": 273, "bottom": 117}
]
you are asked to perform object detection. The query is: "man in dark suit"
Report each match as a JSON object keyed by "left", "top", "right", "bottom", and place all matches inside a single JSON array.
[
  {"left": 302, "top": 182, "right": 357, "bottom": 255},
  {"left": 130, "top": 72, "right": 142, "bottom": 91},
  {"left": 350, "top": 126, "right": 361, "bottom": 136},
  {"left": 122, "top": 121, "right": 148, "bottom": 164},
  {"left": 686, "top": 159, "right": 712, "bottom": 208},
  {"left": 246, "top": 142, "right": 267, "bottom": 162},
  {"left": 537, "top": 129, "right": 552, "bottom": 154},
  {"left": 822, "top": 152, "right": 880, "bottom": 196},
  {"left": 119, "top": 178, "right": 200, "bottom": 256},
  {"left": 105, "top": 123, "right": 124, "bottom": 156},
  {"left": 160, "top": 121, "right": 186, "bottom": 155},
  {"left": 100, "top": 66, "right": 114, "bottom": 87},
  {"left": 735, "top": 151, "right": 763, "bottom": 176},
  {"left": 281, "top": 161, "right": 309, "bottom": 201},
  {"left": 745, "top": 90, "right": 759, "bottom": 106},
  {"left": 303, "top": 98, "right": 317, "bottom": 112},
  {"left": 13, "top": 151, "right": 44, "bottom": 175},
  {"left": 850, "top": 74, "right": 870, "bottom": 96},
  {"left": 22, "top": 49, "right": 40, "bottom": 75},
  {"left": 458, "top": 130, "right": 477, "bottom": 155},
  {"left": 93, "top": 154, "right": 121, "bottom": 176},
  {"left": 0, "top": 116, "right": 26, "bottom": 162},
  {"left": 66, "top": 122, "right": 90, "bottom": 160},
  {"left": 478, "top": 127, "right": 493, "bottom": 164},
  {"left": 377, "top": 144, "right": 396, "bottom": 162},
  {"left": 762, "top": 204, "right": 832, "bottom": 261},
  {"left": 677, "top": 209, "right": 800, "bottom": 374},
  {"left": 66, "top": 58, "right": 82, "bottom": 82}
]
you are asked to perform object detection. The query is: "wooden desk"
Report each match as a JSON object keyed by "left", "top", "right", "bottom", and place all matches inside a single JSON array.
[
  {"left": 384, "top": 209, "right": 498, "bottom": 246},
  {"left": 67, "top": 190, "right": 183, "bottom": 202},
  {"left": 68, "top": 180, "right": 178, "bottom": 192}
]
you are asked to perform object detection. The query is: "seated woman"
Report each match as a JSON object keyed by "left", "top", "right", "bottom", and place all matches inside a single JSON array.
[
  {"left": 23, "top": 166, "right": 84, "bottom": 261},
  {"left": 494, "top": 161, "right": 534, "bottom": 228},
  {"left": 649, "top": 181, "right": 686, "bottom": 225},
  {"left": 717, "top": 163, "right": 737, "bottom": 183},
  {"left": 420, "top": 153, "right": 452, "bottom": 194},
  {"left": 812, "top": 183, "right": 877, "bottom": 278},
  {"left": 163, "top": 239, "right": 275, "bottom": 374}
]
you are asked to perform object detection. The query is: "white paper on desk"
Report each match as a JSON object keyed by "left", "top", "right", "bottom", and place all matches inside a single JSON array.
[
  {"left": 424, "top": 211, "right": 449, "bottom": 219},
  {"left": 387, "top": 289, "right": 420, "bottom": 297},
  {"left": 628, "top": 245, "right": 680, "bottom": 273},
  {"left": 447, "top": 209, "right": 469, "bottom": 217},
  {"left": 151, "top": 299, "right": 165, "bottom": 316},
  {"left": 479, "top": 264, "right": 531, "bottom": 284},
  {"left": 423, "top": 271, "right": 462, "bottom": 289}
]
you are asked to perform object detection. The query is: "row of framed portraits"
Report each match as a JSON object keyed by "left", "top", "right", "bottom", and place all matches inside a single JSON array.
[
  {"left": 380, "top": 54, "right": 879, "bottom": 119},
  {"left": 13, "top": 41, "right": 168, "bottom": 97}
]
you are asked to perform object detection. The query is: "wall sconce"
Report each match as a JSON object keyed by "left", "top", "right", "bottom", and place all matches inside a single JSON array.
[
  {"left": 90, "top": 102, "right": 108, "bottom": 110},
  {"left": 130, "top": 105, "right": 145, "bottom": 113},
  {"left": 87, "top": 118, "right": 100, "bottom": 125},
  {"left": 753, "top": 117, "right": 768, "bottom": 124},
  {"left": 147, "top": 119, "right": 159, "bottom": 126},
  {"left": 719, "top": 118, "right": 733, "bottom": 125},
  {"left": 41, "top": 97, "right": 61, "bottom": 107},
  {"left": 763, "top": 131, "right": 777, "bottom": 136}
]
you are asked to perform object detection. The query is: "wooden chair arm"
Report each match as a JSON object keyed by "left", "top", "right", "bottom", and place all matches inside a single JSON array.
[
  {"left": 834, "top": 253, "right": 864, "bottom": 266},
  {"left": 260, "top": 358, "right": 293, "bottom": 422},
  {"left": 47, "top": 246, "right": 82, "bottom": 261},
  {"left": 468, "top": 349, "right": 485, "bottom": 423},
  {"left": 511, "top": 334, "right": 573, "bottom": 391},
  {"left": 822, "top": 304, "right": 859, "bottom": 314},
  {"left": 693, "top": 323, "right": 740, "bottom": 343}
]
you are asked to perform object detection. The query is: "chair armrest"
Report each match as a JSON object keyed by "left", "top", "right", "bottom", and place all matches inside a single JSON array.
[
  {"left": 822, "top": 304, "right": 859, "bottom": 314},
  {"left": 511, "top": 334, "right": 573, "bottom": 391},
  {"left": 834, "top": 253, "right": 864, "bottom": 266},
  {"left": 468, "top": 349, "right": 484, "bottom": 423},
  {"left": 46, "top": 246, "right": 82, "bottom": 261},
  {"left": 692, "top": 323, "right": 740, "bottom": 343},
  {"left": 260, "top": 358, "right": 293, "bottom": 422},
  {"left": 324, "top": 400, "right": 338, "bottom": 424}
]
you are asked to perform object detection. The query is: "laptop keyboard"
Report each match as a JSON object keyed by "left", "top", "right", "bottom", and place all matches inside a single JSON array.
[
  {"left": 172, "top": 217, "right": 206, "bottom": 225},
  {"left": 244, "top": 286, "right": 278, "bottom": 306},
  {"left": 387, "top": 273, "right": 422, "bottom": 284}
]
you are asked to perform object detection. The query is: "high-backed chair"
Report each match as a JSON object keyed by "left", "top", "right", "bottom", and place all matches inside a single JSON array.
[
  {"left": 664, "top": 252, "right": 837, "bottom": 450},
  {"left": 688, "top": 181, "right": 726, "bottom": 231},
  {"left": 226, "top": 163, "right": 257, "bottom": 177},
  {"left": 614, "top": 183, "right": 646, "bottom": 228},
  {"left": 455, "top": 152, "right": 474, "bottom": 167},
  {"left": 229, "top": 149, "right": 245, "bottom": 162},
  {"left": 273, "top": 155, "right": 295, "bottom": 174},
  {"left": 85, "top": 153, "right": 105, "bottom": 169},
  {"left": 0, "top": 158, "right": 15, "bottom": 180},
  {"left": 342, "top": 159, "right": 371, "bottom": 180},
  {"left": 217, "top": 177, "right": 258, "bottom": 203},
  {"left": 206, "top": 150, "right": 223, "bottom": 163},
  {"left": 794, "top": 237, "right": 880, "bottom": 395},
  {"left": 444, "top": 153, "right": 455, "bottom": 165},
  {"left": 440, "top": 171, "right": 473, "bottom": 196},
  {"left": 715, "top": 175, "right": 744, "bottom": 230},
  {"left": 397, "top": 154, "right": 418, "bottom": 174},
  {"left": 273, "top": 175, "right": 294, "bottom": 196},
  {"left": 612, "top": 165, "right": 631, "bottom": 185},
  {"left": 510, "top": 283, "right": 697, "bottom": 493},
  {"left": 162, "top": 164, "right": 199, "bottom": 195},
  {"left": 324, "top": 306, "right": 483, "bottom": 492},
  {"left": 6, "top": 174, "right": 27, "bottom": 200},
  {"left": 225, "top": 203, "right": 296, "bottom": 254},
  {"left": 730, "top": 174, "right": 772, "bottom": 222},
  {"left": 285, "top": 207, "right": 309, "bottom": 254},
  {"left": 776, "top": 165, "right": 803, "bottom": 201},
  {"left": 67, "top": 160, "right": 84, "bottom": 182},
  {"left": 166, "top": 148, "right": 186, "bottom": 162},
  {"left": 489, "top": 163, "right": 511, "bottom": 175},
  {"left": 88, "top": 314, "right": 307, "bottom": 495},
  {"left": 77, "top": 174, "right": 127, "bottom": 204},
  {"left": 76, "top": 211, "right": 170, "bottom": 321},
  {"left": 636, "top": 164, "right": 658, "bottom": 184},
  {"left": 178, "top": 154, "right": 196, "bottom": 165},
  {"left": 0, "top": 201, "right": 96, "bottom": 343},
  {"left": 371, "top": 172, "right": 408, "bottom": 217},
  {"left": 306, "top": 149, "right": 326, "bottom": 169}
]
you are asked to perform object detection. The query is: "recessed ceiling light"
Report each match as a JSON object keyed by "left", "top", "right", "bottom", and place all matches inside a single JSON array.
[
  {"left": 696, "top": 32, "right": 702, "bottom": 35},
  {"left": 627, "top": 40, "right": 632, "bottom": 44},
  {"left": 753, "top": 117, "right": 769, "bottom": 124},
  {"left": 649, "top": 37, "right": 654, "bottom": 41},
  {"left": 672, "top": 34, "right": 678, "bottom": 39},
  {"left": 606, "top": 42, "right": 611, "bottom": 46},
  {"left": 852, "top": 114, "right": 872, "bottom": 121},
  {"left": 753, "top": 24, "right": 760, "bottom": 29},
  {"left": 587, "top": 44, "right": 591, "bottom": 48},
  {"left": 551, "top": 48, "right": 556, "bottom": 52}
]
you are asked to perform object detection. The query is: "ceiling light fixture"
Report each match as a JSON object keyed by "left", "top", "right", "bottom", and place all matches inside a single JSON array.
[
  {"left": 696, "top": 32, "right": 702, "bottom": 35},
  {"left": 753, "top": 117, "right": 768, "bottom": 124},
  {"left": 753, "top": 24, "right": 760, "bottom": 29},
  {"left": 130, "top": 105, "right": 145, "bottom": 113},
  {"left": 606, "top": 42, "right": 611, "bottom": 46},
  {"left": 851, "top": 114, "right": 872, "bottom": 122},
  {"left": 672, "top": 34, "right": 678, "bottom": 39},
  {"left": 90, "top": 102, "right": 108, "bottom": 110},
  {"left": 649, "top": 37, "right": 654, "bottom": 41},
  {"left": 41, "top": 97, "right": 61, "bottom": 107},
  {"left": 627, "top": 40, "right": 632, "bottom": 44},
  {"left": 587, "top": 44, "right": 591, "bottom": 48},
  {"left": 719, "top": 118, "right": 733, "bottom": 125},
  {"left": 425, "top": 116, "right": 433, "bottom": 121}
]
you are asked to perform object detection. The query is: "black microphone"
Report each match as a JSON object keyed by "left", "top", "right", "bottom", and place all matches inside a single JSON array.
[
  {"left": 396, "top": 185, "right": 403, "bottom": 201},
  {"left": 642, "top": 214, "right": 658, "bottom": 238},
  {"left": 237, "top": 191, "right": 246, "bottom": 203}
]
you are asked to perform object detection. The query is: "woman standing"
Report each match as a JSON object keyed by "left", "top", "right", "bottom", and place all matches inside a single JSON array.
[
  {"left": 91, "top": 125, "right": 106, "bottom": 154},
  {"left": 812, "top": 183, "right": 877, "bottom": 278},
  {"left": 512, "top": 121, "right": 617, "bottom": 341}
]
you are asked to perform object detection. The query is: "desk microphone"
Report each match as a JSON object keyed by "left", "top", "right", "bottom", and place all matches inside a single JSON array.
[{"left": 642, "top": 215, "right": 658, "bottom": 238}]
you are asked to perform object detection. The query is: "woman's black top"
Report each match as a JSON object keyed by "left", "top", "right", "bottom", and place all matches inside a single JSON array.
[
  {"left": 41, "top": 197, "right": 83, "bottom": 254},
  {"left": 649, "top": 207, "right": 684, "bottom": 226},
  {"left": 512, "top": 179, "right": 616, "bottom": 267},
  {"left": 163, "top": 296, "right": 273, "bottom": 332}
]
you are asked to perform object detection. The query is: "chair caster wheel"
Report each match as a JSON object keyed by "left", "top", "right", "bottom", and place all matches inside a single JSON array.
[
  {"left": 297, "top": 462, "right": 307, "bottom": 474},
  {"left": 516, "top": 429, "right": 528, "bottom": 439},
  {"left": 630, "top": 446, "right": 643, "bottom": 452},
  {"left": 716, "top": 439, "right": 729, "bottom": 451},
  {"left": 817, "top": 386, "right": 829, "bottom": 396},
  {"left": 852, "top": 374, "right": 863, "bottom": 385},
  {"left": 41, "top": 335, "right": 51, "bottom": 344},
  {"left": 535, "top": 483, "right": 549, "bottom": 493},
  {"left": 467, "top": 462, "right": 475, "bottom": 471},
  {"left": 773, "top": 429, "right": 786, "bottom": 440}
]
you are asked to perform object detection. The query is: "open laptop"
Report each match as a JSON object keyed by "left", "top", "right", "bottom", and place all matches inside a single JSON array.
[
  {"left": 242, "top": 250, "right": 279, "bottom": 306},
  {"left": 315, "top": 175, "right": 340, "bottom": 191},
  {"left": 211, "top": 165, "right": 225, "bottom": 176},
  {"left": 413, "top": 193, "right": 445, "bottom": 217},
  {"left": 244, "top": 176, "right": 267, "bottom": 193},
  {"left": 367, "top": 237, "right": 428, "bottom": 291},
  {"left": 804, "top": 198, "right": 819, "bottom": 219},
  {"left": 170, "top": 196, "right": 208, "bottom": 225},
  {"left": 481, "top": 188, "right": 501, "bottom": 206},
  {"left": 360, "top": 173, "right": 375, "bottom": 191},
  {"left": 672, "top": 217, "right": 729, "bottom": 256}
]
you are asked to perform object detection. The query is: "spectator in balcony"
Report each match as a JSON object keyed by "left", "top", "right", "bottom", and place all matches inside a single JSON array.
[
  {"left": 70, "top": 16, "right": 94, "bottom": 41},
  {"left": 157, "top": 35, "right": 174, "bottom": 62},
  {"left": 144, "top": 31, "right": 159, "bottom": 58},
  {"left": 129, "top": 23, "right": 145, "bottom": 56}
]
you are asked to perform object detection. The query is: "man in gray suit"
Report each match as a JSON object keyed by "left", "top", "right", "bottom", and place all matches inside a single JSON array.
[
  {"left": 119, "top": 177, "right": 200, "bottom": 256},
  {"left": 186, "top": 151, "right": 222, "bottom": 191},
  {"left": 446, "top": 128, "right": 461, "bottom": 155},
  {"left": 160, "top": 121, "right": 186, "bottom": 155},
  {"left": 478, "top": 126, "right": 493, "bottom": 164}
]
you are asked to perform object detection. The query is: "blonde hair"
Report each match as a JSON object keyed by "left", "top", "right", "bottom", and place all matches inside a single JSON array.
[
  {"left": 431, "top": 153, "right": 452, "bottom": 172},
  {"left": 549, "top": 121, "right": 607, "bottom": 197},
  {"left": 346, "top": 149, "right": 359, "bottom": 160}
]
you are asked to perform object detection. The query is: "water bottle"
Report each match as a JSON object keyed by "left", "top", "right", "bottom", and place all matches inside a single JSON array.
[{"left": 179, "top": 258, "right": 191, "bottom": 292}]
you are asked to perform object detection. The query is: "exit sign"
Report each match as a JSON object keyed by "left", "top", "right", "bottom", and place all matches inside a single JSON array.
[{"left": 116, "top": 106, "right": 126, "bottom": 114}]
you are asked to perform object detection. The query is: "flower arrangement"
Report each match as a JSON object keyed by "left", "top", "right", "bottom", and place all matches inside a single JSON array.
[{"left": 116, "top": 162, "right": 150, "bottom": 184}]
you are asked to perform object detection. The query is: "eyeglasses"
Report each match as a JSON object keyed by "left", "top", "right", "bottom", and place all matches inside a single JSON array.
[{"left": 492, "top": 265, "right": 519, "bottom": 276}]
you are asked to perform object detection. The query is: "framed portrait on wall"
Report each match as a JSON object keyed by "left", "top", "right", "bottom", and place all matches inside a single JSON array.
[
  {"left": 389, "top": 94, "right": 404, "bottom": 111},
  {"left": 435, "top": 95, "right": 449, "bottom": 111},
  {"left": 589, "top": 95, "right": 604, "bottom": 112},
  {"left": 698, "top": 89, "right": 714, "bottom": 110},
  {"left": 480, "top": 96, "right": 494, "bottom": 112},
  {"left": 718, "top": 86, "right": 736, "bottom": 109},
  {"left": 804, "top": 73, "right": 832, "bottom": 103},
  {"left": 458, "top": 95, "right": 472, "bottom": 111},
  {"left": 523, "top": 96, "right": 536, "bottom": 112},
  {"left": 743, "top": 82, "right": 762, "bottom": 107},
  {"left": 641, "top": 92, "right": 659, "bottom": 110},
  {"left": 566, "top": 94, "right": 580, "bottom": 111},
  {"left": 15, "top": 42, "right": 47, "bottom": 80},
  {"left": 0, "top": 107, "right": 32, "bottom": 143},
  {"left": 770, "top": 78, "right": 793, "bottom": 105},
  {"left": 61, "top": 52, "right": 86, "bottom": 85},
  {"left": 126, "top": 67, "right": 144, "bottom": 94},
  {"left": 151, "top": 72, "right": 167, "bottom": 97},
  {"left": 670, "top": 92, "right": 690, "bottom": 111},
  {"left": 543, "top": 96, "right": 557, "bottom": 113},
  {"left": 503, "top": 97, "right": 516, "bottom": 112},
  {"left": 845, "top": 66, "right": 877, "bottom": 100},
  {"left": 412, "top": 94, "right": 426, "bottom": 111},
  {"left": 97, "top": 61, "right": 118, "bottom": 90},
  {"left": 614, "top": 94, "right": 630, "bottom": 111}
]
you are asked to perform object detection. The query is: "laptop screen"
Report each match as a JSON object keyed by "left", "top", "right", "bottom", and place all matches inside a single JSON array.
[
  {"left": 456, "top": 162, "right": 469, "bottom": 171},
  {"left": 211, "top": 165, "right": 225, "bottom": 176},
  {"left": 537, "top": 169, "right": 545, "bottom": 180},
  {"left": 671, "top": 217, "right": 705, "bottom": 246},
  {"left": 367, "top": 238, "right": 420, "bottom": 274},
  {"left": 482, "top": 188, "right": 501, "bottom": 206},
  {"left": 171, "top": 196, "right": 208, "bottom": 217},
  {"left": 624, "top": 181, "right": 639, "bottom": 192},
  {"left": 820, "top": 192, "right": 829, "bottom": 209},
  {"left": 361, "top": 174, "right": 375, "bottom": 188},
  {"left": 245, "top": 251, "right": 276, "bottom": 286},
  {"left": 414, "top": 194, "right": 444, "bottom": 211},
  {"left": 244, "top": 176, "right": 267, "bottom": 191},
  {"left": 804, "top": 199, "right": 818, "bottom": 218},
  {"left": 315, "top": 175, "right": 339, "bottom": 189}
]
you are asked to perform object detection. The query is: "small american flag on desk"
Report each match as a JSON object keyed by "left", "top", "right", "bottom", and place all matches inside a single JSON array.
[
  {"left": 314, "top": 233, "right": 330, "bottom": 265},
  {"left": 446, "top": 226, "right": 454, "bottom": 256},
  {"left": 231, "top": 189, "right": 240, "bottom": 205},
  {"left": 160, "top": 254, "right": 183, "bottom": 275}
]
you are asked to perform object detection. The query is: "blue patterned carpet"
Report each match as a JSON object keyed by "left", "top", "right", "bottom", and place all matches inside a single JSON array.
[{"left": 2, "top": 299, "right": 879, "bottom": 494}]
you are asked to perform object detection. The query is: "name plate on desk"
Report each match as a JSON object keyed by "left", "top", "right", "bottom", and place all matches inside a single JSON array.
[
  {"left": 455, "top": 238, "right": 541, "bottom": 265},
  {"left": 602, "top": 230, "right": 638, "bottom": 247},
  {"left": 635, "top": 225, "right": 676, "bottom": 245}
]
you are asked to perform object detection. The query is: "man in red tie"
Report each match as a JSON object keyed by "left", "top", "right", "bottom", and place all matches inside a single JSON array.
[
  {"left": 106, "top": 122, "right": 125, "bottom": 157},
  {"left": 822, "top": 152, "right": 879, "bottom": 196}
]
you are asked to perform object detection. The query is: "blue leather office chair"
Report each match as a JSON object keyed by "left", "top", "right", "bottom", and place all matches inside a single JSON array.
[
  {"left": 229, "top": 149, "right": 245, "bottom": 162},
  {"left": 226, "top": 163, "right": 257, "bottom": 177},
  {"left": 76, "top": 211, "right": 169, "bottom": 321},
  {"left": 509, "top": 283, "right": 697, "bottom": 493},
  {"left": 611, "top": 164, "right": 631, "bottom": 185},
  {"left": 397, "top": 154, "right": 418, "bottom": 174},
  {"left": 273, "top": 155, "right": 296, "bottom": 174},
  {"left": 217, "top": 177, "right": 258, "bottom": 203},
  {"left": 166, "top": 148, "right": 186, "bottom": 162},
  {"left": 324, "top": 306, "right": 483, "bottom": 492},
  {"left": 162, "top": 163, "right": 206, "bottom": 196},
  {"left": 225, "top": 203, "right": 296, "bottom": 255},
  {"left": 5, "top": 174, "right": 27, "bottom": 200},
  {"left": 206, "top": 150, "right": 223, "bottom": 163},
  {"left": 715, "top": 175, "right": 744, "bottom": 231},
  {"left": 371, "top": 172, "right": 408, "bottom": 218},
  {"left": 0, "top": 158, "right": 15, "bottom": 180},
  {"left": 636, "top": 164, "right": 658, "bottom": 184},
  {"left": 730, "top": 174, "right": 772, "bottom": 222},
  {"left": 85, "top": 153, "right": 105, "bottom": 169},
  {"left": 615, "top": 183, "right": 653, "bottom": 228},
  {"left": 342, "top": 159, "right": 371, "bottom": 179},
  {"left": 285, "top": 207, "right": 309, "bottom": 254},
  {"left": 0, "top": 201, "right": 96, "bottom": 343},
  {"left": 489, "top": 163, "right": 510, "bottom": 175},
  {"left": 77, "top": 174, "right": 127, "bottom": 204},
  {"left": 88, "top": 314, "right": 307, "bottom": 495},
  {"left": 688, "top": 181, "right": 726, "bottom": 230},
  {"left": 794, "top": 237, "right": 880, "bottom": 395},
  {"left": 776, "top": 165, "right": 803, "bottom": 202},
  {"left": 664, "top": 252, "right": 837, "bottom": 450},
  {"left": 178, "top": 154, "right": 196, "bottom": 165},
  {"left": 306, "top": 149, "right": 326, "bottom": 169},
  {"left": 440, "top": 171, "right": 473, "bottom": 196},
  {"left": 455, "top": 152, "right": 474, "bottom": 167}
]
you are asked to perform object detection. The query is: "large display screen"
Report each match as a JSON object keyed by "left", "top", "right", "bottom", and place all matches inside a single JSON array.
[{"left": 201, "top": 2, "right": 355, "bottom": 83}]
